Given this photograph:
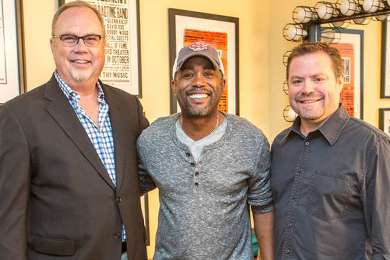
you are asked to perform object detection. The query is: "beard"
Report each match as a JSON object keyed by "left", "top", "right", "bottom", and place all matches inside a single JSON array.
[{"left": 69, "top": 69, "right": 93, "bottom": 82}]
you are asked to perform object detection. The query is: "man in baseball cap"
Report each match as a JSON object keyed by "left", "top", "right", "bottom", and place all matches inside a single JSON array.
[{"left": 137, "top": 42, "right": 274, "bottom": 260}]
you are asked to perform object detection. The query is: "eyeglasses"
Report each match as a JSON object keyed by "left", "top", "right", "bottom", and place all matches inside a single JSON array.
[{"left": 52, "top": 34, "right": 105, "bottom": 47}]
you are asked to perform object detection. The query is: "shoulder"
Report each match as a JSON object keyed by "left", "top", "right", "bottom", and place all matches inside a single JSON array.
[
  {"left": 272, "top": 127, "right": 292, "bottom": 148},
  {"left": 225, "top": 114, "right": 269, "bottom": 146},
  {"left": 347, "top": 117, "right": 390, "bottom": 145},
  {"left": 138, "top": 114, "right": 177, "bottom": 143}
]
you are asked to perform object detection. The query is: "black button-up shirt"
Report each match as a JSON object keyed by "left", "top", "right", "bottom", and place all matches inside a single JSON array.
[{"left": 271, "top": 105, "right": 390, "bottom": 260}]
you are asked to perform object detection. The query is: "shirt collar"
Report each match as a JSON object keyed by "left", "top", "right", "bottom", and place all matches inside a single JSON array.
[
  {"left": 54, "top": 70, "right": 106, "bottom": 104},
  {"left": 281, "top": 104, "right": 350, "bottom": 145}
]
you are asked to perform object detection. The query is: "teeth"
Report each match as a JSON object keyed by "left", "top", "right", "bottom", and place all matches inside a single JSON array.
[
  {"left": 301, "top": 99, "right": 318, "bottom": 103},
  {"left": 189, "top": 94, "right": 208, "bottom": 99},
  {"left": 73, "top": 60, "right": 89, "bottom": 64}
]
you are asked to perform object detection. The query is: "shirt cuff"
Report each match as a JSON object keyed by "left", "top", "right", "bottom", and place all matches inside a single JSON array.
[{"left": 251, "top": 203, "right": 274, "bottom": 214}]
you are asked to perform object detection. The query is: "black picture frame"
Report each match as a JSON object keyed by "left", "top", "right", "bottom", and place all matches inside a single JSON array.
[
  {"left": 168, "top": 8, "right": 239, "bottom": 115},
  {"left": 381, "top": 19, "right": 390, "bottom": 98},
  {"left": 379, "top": 108, "right": 390, "bottom": 136}
]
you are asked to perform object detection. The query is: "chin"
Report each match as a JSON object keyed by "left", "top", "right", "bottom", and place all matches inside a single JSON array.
[{"left": 71, "top": 71, "right": 92, "bottom": 82}]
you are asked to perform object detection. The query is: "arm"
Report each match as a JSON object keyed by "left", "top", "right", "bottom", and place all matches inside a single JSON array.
[
  {"left": 253, "top": 211, "right": 274, "bottom": 260},
  {"left": 365, "top": 137, "right": 390, "bottom": 259},
  {"left": 0, "top": 106, "right": 30, "bottom": 259},
  {"left": 248, "top": 135, "right": 274, "bottom": 260},
  {"left": 137, "top": 134, "right": 157, "bottom": 195}
]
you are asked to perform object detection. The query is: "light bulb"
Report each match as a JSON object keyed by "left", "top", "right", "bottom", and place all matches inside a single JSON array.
[
  {"left": 297, "top": 8, "right": 312, "bottom": 23},
  {"left": 284, "top": 24, "right": 307, "bottom": 41},
  {"left": 363, "top": 0, "right": 380, "bottom": 12},
  {"left": 287, "top": 107, "right": 297, "bottom": 121},
  {"left": 340, "top": 0, "right": 356, "bottom": 16},
  {"left": 318, "top": 3, "right": 333, "bottom": 19},
  {"left": 287, "top": 26, "right": 297, "bottom": 40}
]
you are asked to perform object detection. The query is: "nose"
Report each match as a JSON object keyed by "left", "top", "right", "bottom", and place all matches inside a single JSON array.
[
  {"left": 192, "top": 72, "right": 206, "bottom": 88},
  {"left": 73, "top": 37, "right": 88, "bottom": 51},
  {"left": 301, "top": 79, "right": 315, "bottom": 94}
]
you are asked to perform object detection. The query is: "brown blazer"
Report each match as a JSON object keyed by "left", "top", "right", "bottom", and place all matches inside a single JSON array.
[{"left": 0, "top": 75, "right": 149, "bottom": 260}]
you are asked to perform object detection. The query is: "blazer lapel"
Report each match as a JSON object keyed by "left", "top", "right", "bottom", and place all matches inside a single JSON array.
[
  {"left": 44, "top": 75, "right": 116, "bottom": 190},
  {"left": 103, "top": 83, "right": 126, "bottom": 191}
]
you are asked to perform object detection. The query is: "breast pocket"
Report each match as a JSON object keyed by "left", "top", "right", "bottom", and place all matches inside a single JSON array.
[{"left": 307, "top": 170, "right": 352, "bottom": 221}]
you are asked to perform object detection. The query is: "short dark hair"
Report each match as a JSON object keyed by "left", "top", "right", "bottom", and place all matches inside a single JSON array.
[
  {"left": 286, "top": 42, "right": 343, "bottom": 80},
  {"left": 52, "top": 1, "right": 105, "bottom": 36}
]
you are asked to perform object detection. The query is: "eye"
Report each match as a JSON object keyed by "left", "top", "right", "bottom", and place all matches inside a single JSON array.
[
  {"left": 314, "top": 76, "right": 327, "bottom": 82},
  {"left": 182, "top": 71, "right": 194, "bottom": 78},
  {"left": 84, "top": 35, "right": 100, "bottom": 44},
  {"left": 290, "top": 78, "right": 303, "bottom": 85},
  {"left": 204, "top": 71, "right": 215, "bottom": 77},
  {"left": 61, "top": 35, "right": 78, "bottom": 43}
]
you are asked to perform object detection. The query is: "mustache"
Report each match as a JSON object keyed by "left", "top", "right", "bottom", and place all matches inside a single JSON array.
[{"left": 294, "top": 94, "right": 323, "bottom": 102}]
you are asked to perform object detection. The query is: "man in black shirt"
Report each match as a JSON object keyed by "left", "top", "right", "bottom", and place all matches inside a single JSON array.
[{"left": 271, "top": 42, "right": 390, "bottom": 260}]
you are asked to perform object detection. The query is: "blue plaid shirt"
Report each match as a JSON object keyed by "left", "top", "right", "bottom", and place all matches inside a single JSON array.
[{"left": 55, "top": 71, "right": 126, "bottom": 240}]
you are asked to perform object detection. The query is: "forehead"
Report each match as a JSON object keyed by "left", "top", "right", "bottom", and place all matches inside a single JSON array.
[
  {"left": 54, "top": 7, "right": 103, "bottom": 34},
  {"left": 181, "top": 56, "right": 215, "bottom": 70},
  {"left": 289, "top": 51, "right": 334, "bottom": 76}
]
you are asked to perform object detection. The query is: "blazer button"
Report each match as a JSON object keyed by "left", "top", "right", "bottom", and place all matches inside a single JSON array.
[
  {"left": 117, "top": 197, "right": 122, "bottom": 203},
  {"left": 113, "top": 231, "right": 121, "bottom": 240}
]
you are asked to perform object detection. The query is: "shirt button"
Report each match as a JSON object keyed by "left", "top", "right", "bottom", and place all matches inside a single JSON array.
[
  {"left": 113, "top": 231, "right": 121, "bottom": 240},
  {"left": 194, "top": 182, "right": 199, "bottom": 186},
  {"left": 305, "top": 141, "right": 310, "bottom": 146},
  {"left": 190, "top": 162, "right": 195, "bottom": 167},
  {"left": 195, "top": 172, "right": 199, "bottom": 176},
  {"left": 186, "top": 152, "right": 191, "bottom": 157},
  {"left": 285, "top": 249, "right": 291, "bottom": 254},
  {"left": 117, "top": 197, "right": 122, "bottom": 203}
]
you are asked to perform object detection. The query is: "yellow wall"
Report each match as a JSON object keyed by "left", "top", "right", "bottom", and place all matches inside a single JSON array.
[{"left": 22, "top": 0, "right": 390, "bottom": 258}]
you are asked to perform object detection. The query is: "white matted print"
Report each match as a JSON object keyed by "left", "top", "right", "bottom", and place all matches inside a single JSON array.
[{"left": 61, "top": 0, "right": 142, "bottom": 96}]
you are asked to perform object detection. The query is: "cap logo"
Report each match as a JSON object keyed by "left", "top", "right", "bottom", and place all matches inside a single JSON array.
[{"left": 189, "top": 42, "right": 208, "bottom": 52}]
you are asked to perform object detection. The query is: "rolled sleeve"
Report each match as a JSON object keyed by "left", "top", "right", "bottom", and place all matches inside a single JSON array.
[
  {"left": 247, "top": 138, "right": 274, "bottom": 214},
  {"left": 364, "top": 136, "right": 390, "bottom": 259}
]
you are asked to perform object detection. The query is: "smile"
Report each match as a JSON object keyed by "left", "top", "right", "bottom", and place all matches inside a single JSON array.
[
  {"left": 71, "top": 59, "right": 90, "bottom": 64},
  {"left": 299, "top": 98, "right": 322, "bottom": 104},
  {"left": 189, "top": 93, "right": 208, "bottom": 99}
]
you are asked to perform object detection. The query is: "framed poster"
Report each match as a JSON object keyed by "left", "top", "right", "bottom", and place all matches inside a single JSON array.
[
  {"left": 379, "top": 108, "right": 390, "bottom": 136},
  {"left": 0, "top": 0, "right": 25, "bottom": 104},
  {"left": 168, "top": 9, "right": 239, "bottom": 115},
  {"left": 330, "top": 28, "right": 364, "bottom": 119},
  {"left": 60, "top": 0, "right": 142, "bottom": 96},
  {"left": 381, "top": 18, "right": 390, "bottom": 98}
]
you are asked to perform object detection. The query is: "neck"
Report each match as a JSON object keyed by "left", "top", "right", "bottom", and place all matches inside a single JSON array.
[
  {"left": 180, "top": 111, "right": 222, "bottom": 141},
  {"left": 68, "top": 81, "right": 98, "bottom": 97}
]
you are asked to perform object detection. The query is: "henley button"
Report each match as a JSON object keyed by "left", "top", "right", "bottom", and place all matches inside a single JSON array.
[
  {"left": 195, "top": 172, "right": 199, "bottom": 176},
  {"left": 285, "top": 249, "right": 291, "bottom": 254},
  {"left": 287, "top": 223, "right": 293, "bottom": 228},
  {"left": 190, "top": 162, "right": 195, "bottom": 167},
  {"left": 186, "top": 153, "right": 191, "bottom": 157},
  {"left": 113, "top": 231, "right": 121, "bottom": 240},
  {"left": 305, "top": 141, "right": 310, "bottom": 146},
  {"left": 194, "top": 182, "right": 199, "bottom": 186},
  {"left": 117, "top": 197, "right": 122, "bottom": 203}
]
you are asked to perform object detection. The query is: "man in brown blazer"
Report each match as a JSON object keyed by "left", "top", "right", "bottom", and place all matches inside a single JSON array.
[{"left": 0, "top": 1, "right": 148, "bottom": 259}]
